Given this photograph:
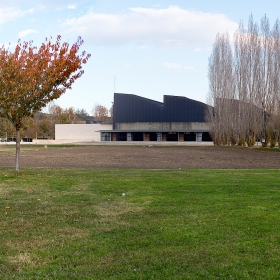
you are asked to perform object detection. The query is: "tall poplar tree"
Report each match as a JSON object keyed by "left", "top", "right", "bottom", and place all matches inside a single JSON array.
[{"left": 208, "top": 15, "right": 280, "bottom": 147}]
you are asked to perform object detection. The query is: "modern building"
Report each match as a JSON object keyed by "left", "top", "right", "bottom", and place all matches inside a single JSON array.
[
  {"left": 55, "top": 123, "right": 112, "bottom": 143},
  {"left": 100, "top": 93, "right": 212, "bottom": 142}
]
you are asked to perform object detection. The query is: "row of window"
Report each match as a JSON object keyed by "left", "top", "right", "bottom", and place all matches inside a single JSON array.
[{"left": 101, "top": 132, "right": 212, "bottom": 142}]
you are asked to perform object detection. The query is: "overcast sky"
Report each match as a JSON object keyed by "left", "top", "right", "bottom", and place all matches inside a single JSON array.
[{"left": 1, "top": 0, "right": 280, "bottom": 114}]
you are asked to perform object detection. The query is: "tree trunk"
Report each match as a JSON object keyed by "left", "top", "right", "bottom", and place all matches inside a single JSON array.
[{"left": 15, "top": 129, "right": 21, "bottom": 173}]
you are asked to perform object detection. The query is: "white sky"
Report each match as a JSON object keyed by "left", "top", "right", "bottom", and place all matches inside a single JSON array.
[{"left": 0, "top": 0, "right": 279, "bottom": 114}]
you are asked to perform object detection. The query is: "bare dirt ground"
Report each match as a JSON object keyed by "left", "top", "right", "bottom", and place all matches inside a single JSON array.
[{"left": 0, "top": 144, "right": 279, "bottom": 169}]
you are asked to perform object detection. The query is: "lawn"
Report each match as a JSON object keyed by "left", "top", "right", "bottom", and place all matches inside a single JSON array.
[{"left": 1, "top": 168, "right": 280, "bottom": 279}]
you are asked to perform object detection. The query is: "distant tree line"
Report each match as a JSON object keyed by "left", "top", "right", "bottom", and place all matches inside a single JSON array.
[
  {"left": 207, "top": 15, "right": 280, "bottom": 147},
  {"left": 0, "top": 102, "right": 113, "bottom": 141}
]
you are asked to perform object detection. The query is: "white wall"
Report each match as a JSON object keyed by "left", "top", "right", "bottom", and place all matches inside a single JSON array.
[{"left": 55, "top": 124, "right": 112, "bottom": 142}]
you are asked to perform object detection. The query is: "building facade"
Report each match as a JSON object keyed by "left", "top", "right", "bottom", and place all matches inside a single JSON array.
[
  {"left": 55, "top": 123, "right": 112, "bottom": 142},
  {"left": 100, "top": 93, "right": 212, "bottom": 142}
]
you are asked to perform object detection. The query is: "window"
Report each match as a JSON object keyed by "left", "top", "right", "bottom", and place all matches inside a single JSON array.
[
  {"left": 157, "top": 133, "right": 162, "bottom": 142},
  {"left": 184, "top": 132, "right": 196, "bottom": 141},
  {"left": 116, "top": 132, "right": 127, "bottom": 141},
  {"left": 202, "top": 132, "right": 212, "bottom": 142},
  {"left": 149, "top": 132, "right": 157, "bottom": 141},
  {"left": 132, "top": 132, "right": 143, "bottom": 141},
  {"left": 166, "top": 132, "right": 178, "bottom": 141},
  {"left": 101, "top": 132, "right": 111, "bottom": 141}
]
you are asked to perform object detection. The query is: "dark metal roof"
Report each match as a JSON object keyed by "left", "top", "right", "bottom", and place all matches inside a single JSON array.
[{"left": 113, "top": 93, "right": 211, "bottom": 128}]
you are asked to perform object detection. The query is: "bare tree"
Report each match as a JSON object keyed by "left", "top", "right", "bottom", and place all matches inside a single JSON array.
[
  {"left": 207, "top": 32, "right": 235, "bottom": 145},
  {"left": 234, "top": 15, "right": 262, "bottom": 146},
  {"left": 208, "top": 14, "right": 280, "bottom": 148}
]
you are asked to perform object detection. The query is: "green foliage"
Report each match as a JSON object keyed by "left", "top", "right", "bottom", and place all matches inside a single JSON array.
[
  {"left": 0, "top": 168, "right": 280, "bottom": 279},
  {"left": 76, "top": 108, "right": 89, "bottom": 120}
]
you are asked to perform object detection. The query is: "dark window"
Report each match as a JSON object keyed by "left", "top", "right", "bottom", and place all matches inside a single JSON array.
[
  {"left": 184, "top": 132, "right": 196, "bottom": 141},
  {"left": 149, "top": 132, "right": 157, "bottom": 141},
  {"left": 132, "top": 132, "right": 143, "bottom": 141},
  {"left": 116, "top": 132, "right": 127, "bottom": 141},
  {"left": 22, "top": 138, "right": 33, "bottom": 142},
  {"left": 202, "top": 132, "right": 212, "bottom": 142},
  {"left": 166, "top": 132, "right": 178, "bottom": 141}
]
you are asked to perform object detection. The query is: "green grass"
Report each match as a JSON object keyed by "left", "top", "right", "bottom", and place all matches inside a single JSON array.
[{"left": 1, "top": 168, "right": 280, "bottom": 279}]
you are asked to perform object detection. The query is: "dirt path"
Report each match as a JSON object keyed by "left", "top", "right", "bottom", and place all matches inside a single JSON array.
[{"left": 0, "top": 145, "right": 279, "bottom": 169}]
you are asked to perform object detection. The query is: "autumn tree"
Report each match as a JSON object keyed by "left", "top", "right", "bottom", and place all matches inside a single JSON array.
[
  {"left": 32, "top": 111, "right": 51, "bottom": 139},
  {"left": 0, "top": 35, "right": 90, "bottom": 172},
  {"left": 92, "top": 103, "right": 109, "bottom": 122},
  {"left": 0, "top": 117, "right": 14, "bottom": 141}
]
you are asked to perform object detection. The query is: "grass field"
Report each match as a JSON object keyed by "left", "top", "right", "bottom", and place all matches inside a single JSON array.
[{"left": 1, "top": 168, "right": 280, "bottom": 279}]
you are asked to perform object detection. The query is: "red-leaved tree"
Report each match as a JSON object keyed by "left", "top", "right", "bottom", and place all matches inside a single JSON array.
[{"left": 0, "top": 36, "right": 91, "bottom": 172}]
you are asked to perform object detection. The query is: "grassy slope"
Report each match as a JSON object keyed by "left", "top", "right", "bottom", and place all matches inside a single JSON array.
[{"left": 0, "top": 168, "right": 280, "bottom": 279}]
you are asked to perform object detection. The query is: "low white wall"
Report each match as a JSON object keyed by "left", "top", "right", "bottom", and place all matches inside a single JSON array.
[
  {"left": 32, "top": 139, "right": 93, "bottom": 144},
  {"left": 55, "top": 124, "right": 112, "bottom": 142}
]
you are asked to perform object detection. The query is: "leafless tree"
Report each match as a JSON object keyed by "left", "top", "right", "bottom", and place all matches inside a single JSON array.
[
  {"left": 208, "top": 15, "right": 280, "bottom": 148},
  {"left": 234, "top": 15, "right": 262, "bottom": 146},
  {"left": 207, "top": 32, "right": 235, "bottom": 145}
]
